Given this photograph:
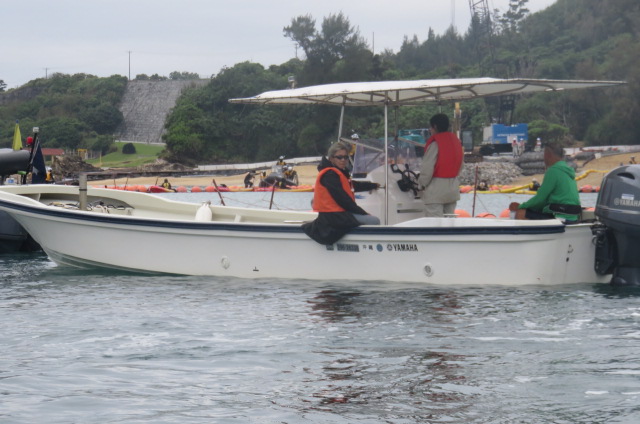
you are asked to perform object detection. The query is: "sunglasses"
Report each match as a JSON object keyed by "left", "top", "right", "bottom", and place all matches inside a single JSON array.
[{"left": 332, "top": 155, "right": 349, "bottom": 160}]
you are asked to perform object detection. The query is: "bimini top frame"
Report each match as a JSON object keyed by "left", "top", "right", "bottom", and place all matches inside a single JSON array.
[{"left": 230, "top": 77, "right": 626, "bottom": 223}]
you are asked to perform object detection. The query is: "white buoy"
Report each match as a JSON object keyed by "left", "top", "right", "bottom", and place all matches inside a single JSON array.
[{"left": 195, "top": 201, "right": 213, "bottom": 221}]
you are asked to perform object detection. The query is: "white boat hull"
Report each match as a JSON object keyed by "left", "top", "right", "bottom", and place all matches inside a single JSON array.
[{"left": 0, "top": 185, "right": 608, "bottom": 285}]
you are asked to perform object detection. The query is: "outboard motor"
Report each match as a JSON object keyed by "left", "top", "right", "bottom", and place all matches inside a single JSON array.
[
  {"left": 0, "top": 149, "right": 30, "bottom": 183},
  {"left": 595, "top": 165, "right": 640, "bottom": 285}
]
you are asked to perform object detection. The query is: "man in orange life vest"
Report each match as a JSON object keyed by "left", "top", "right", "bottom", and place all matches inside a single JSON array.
[
  {"left": 302, "top": 141, "right": 380, "bottom": 244},
  {"left": 418, "top": 113, "right": 464, "bottom": 217}
]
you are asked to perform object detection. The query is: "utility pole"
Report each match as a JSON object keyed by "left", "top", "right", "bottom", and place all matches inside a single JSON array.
[
  {"left": 451, "top": 0, "right": 455, "bottom": 28},
  {"left": 128, "top": 51, "right": 131, "bottom": 81},
  {"left": 468, "top": 0, "right": 514, "bottom": 124}
]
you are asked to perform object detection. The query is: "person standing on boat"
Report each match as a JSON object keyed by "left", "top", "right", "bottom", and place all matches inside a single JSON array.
[
  {"left": 418, "top": 113, "right": 464, "bottom": 217},
  {"left": 302, "top": 141, "right": 380, "bottom": 244},
  {"left": 509, "top": 142, "right": 581, "bottom": 221}
]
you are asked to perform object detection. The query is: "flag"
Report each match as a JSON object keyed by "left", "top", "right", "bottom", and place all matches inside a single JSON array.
[
  {"left": 31, "top": 139, "right": 47, "bottom": 184},
  {"left": 12, "top": 121, "right": 22, "bottom": 150}
]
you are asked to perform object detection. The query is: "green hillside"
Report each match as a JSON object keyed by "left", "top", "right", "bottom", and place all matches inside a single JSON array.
[{"left": 86, "top": 142, "right": 165, "bottom": 168}]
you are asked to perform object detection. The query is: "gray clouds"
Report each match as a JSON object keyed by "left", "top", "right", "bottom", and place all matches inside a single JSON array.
[{"left": 1, "top": 0, "right": 555, "bottom": 88}]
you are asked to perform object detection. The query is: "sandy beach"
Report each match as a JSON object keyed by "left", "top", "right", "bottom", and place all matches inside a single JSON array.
[{"left": 89, "top": 152, "right": 637, "bottom": 189}]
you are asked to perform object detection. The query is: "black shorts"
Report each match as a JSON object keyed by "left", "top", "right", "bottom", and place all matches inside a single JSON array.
[{"left": 524, "top": 209, "right": 555, "bottom": 220}]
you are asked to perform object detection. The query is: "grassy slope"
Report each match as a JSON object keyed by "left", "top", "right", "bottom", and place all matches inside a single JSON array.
[{"left": 87, "top": 142, "right": 165, "bottom": 168}]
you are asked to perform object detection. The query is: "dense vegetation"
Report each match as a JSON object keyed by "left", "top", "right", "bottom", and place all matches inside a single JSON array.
[
  {"left": 0, "top": 74, "right": 128, "bottom": 154},
  {"left": 0, "top": 71, "right": 199, "bottom": 155},
  {"left": 1, "top": 0, "right": 639, "bottom": 166},
  {"left": 85, "top": 142, "right": 165, "bottom": 168},
  {"left": 161, "top": 0, "right": 639, "bottom": 164}
]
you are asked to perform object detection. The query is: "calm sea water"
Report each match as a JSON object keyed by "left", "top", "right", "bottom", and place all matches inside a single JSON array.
[{"left": 4, "top": 192, "right": 636, "bottom": 424}]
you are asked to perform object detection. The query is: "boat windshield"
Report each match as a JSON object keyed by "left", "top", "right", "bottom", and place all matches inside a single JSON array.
[{"left": 351, "top": 136, "right": 423, "bottom": 177}]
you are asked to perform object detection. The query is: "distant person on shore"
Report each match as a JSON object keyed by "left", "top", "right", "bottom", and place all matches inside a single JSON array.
[
  {"left": 512, "top": 138, "right": 519, "bottom": 157},
  {"left": 476, "top": 180, "right": 489, "bottom": 191},
  {"left": 302, "top": 141, "right": 380, "bottom": 244},
  {"left": 45, "top": 167, "right": 55, "bottom": 184},
  {"left": 244, "top": 170, "right": 256, "bottom": 188},
  {"left": 535, "top": 137, "right": 542, "bottom": 152},
  {"left": 529, "top": 178, "right": 540, "bottom": 191},
  {"left": 509, "top": 143, "right": 581, "bottom": 221},
  {"left": 418, "top": 113, "right": 464, "bottom": 217},
  {"left": 161, "top": 178, "right": 172, "bottom": 189}
]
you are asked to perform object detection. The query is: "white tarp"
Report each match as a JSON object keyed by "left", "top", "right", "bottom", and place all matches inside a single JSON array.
[{"left": 229, "top": 77, "right": 625, "bottom": 106}]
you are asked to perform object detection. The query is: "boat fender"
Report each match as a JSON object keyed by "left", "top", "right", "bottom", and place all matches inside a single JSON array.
[{"left": 195, "top": 201, "right": 213, "bottom": 221}]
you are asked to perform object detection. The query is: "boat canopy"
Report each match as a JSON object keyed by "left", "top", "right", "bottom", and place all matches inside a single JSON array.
[
  {"left": 229, "top": 78, "right": 626, "bottom": 107},
  {"left": 229, "top": 76, "right": 626, "bottom": 224}
]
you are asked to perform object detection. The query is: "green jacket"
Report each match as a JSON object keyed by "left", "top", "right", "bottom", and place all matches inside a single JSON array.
[{"left": 519, "top": 160, "right": 580, "bottom": 221}]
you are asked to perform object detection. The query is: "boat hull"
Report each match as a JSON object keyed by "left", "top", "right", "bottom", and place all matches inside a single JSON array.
[
  {"left": 0, "top": 187, "right": 607, "bottom": 285},
  {"left": 0, "top": 210, "right": 29, "bottom": 253}
]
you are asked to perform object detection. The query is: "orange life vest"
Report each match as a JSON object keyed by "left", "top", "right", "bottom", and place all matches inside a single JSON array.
[
  {"left": 312, "top": 167, "right": 354, "bottom": 212},
  {"left": 424, "top": 132, "right": 463, "bottom": 178}
]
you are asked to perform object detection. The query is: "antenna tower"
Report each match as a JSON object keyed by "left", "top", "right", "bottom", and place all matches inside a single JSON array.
[{"left": 468, "top": 0, "right": 514, "bottom": 124}]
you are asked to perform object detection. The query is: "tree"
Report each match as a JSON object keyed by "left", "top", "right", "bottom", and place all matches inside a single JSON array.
[
  {"left": 169, "top": 71, "right": 200, "bottom": 80},
  {"left": 122, "top": 142, "right": 137, "bottom": 154},
  {"left": 0, "top": 79, "right": 6, "bottom": 92},
  {"left": 79, "top": 103, "right": 123, "bottom": 134},
  {"left": 283, "top": 12, "right": 370, "bottom": 85},
  {"left": 497, "top": 0, "right": 530, "bottom": 34}
]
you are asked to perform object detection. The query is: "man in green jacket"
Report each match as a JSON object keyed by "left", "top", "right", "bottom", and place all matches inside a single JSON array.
[{"left": 509, "top": 142, "right": 581, "bottom": 221}]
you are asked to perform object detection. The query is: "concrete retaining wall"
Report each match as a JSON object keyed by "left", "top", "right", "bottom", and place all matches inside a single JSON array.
[{"left": 114, "top": 79, "right": 208, "bottom": 144}]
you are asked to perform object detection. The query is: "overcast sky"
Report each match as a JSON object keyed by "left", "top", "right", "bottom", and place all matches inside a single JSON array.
[{"left": 2, "top": 0, "right": 556, "bottom": 89}]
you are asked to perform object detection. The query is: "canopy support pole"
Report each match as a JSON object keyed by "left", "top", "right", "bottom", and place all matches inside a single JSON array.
[
  {"left": 384, "top": 101, "right": 389, "bottom": 225},
  {"left": 337, "top": 103, "right": 345, "bottom": 142}
]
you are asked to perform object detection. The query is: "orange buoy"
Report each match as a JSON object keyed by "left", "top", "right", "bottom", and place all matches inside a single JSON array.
[
  {"left": 459, "top": 185, "right": 473, "bottom": 193},
  {"left": 176, "top": 186, "right": 188, "bottom": 193},
  {"left": 455, "top": 209, "right": 471, "bottom": 217},
  {"left": 594, "top": 186, "right": 600, "bottom": 192},
  {"left": 499, "top": 208, "right": 511, "bottom": 218},
  {"left": 584, "top": 207, "right": 595, "bottom": 212},
  {"left": 191, "top": 186, "right": 202, "bottom": 193},
  {"left": 205, "top": 186, "right": 216, "bottom": 192},
  {"left": 477, "top": 212, "right": 496, "bottom": 218},
  {"left": 125, "top": 185, "right": 137, "bottom": 191},
  {"left": 580, "top": 184, "right": 593, "bottom": 193},
  {"left": 137, "top": 185, "right": 147, "bottom": 192}
]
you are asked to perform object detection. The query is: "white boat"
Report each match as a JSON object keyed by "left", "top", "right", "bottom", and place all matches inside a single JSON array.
[
  {"left": 0, "top": 77, "right": 630, "bottom": 285},
  {"left": 0, "top": 183, "right": 608, "bottom": 285},
  {"left": 0, "top": 148, "right": 40, "bottom": 252}
]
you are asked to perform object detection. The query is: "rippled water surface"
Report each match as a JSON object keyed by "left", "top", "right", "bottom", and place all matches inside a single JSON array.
[
  {"left": 2, "top": 251, "right": 640, "bottom": 423},
  {"left": 1, "top": 192, "right": 632, "bottom": 423}
]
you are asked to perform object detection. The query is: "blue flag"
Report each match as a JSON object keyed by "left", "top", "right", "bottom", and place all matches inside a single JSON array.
[{"left": 31, "top": 141, "right": 47, "bottom": 184}]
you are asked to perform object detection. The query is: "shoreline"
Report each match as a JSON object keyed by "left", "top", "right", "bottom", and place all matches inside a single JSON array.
[{"left": 89, "top": 152, "right": 636, "bottom": 190}]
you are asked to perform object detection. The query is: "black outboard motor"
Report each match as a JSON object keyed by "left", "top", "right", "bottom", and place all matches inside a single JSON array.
[
  {"left": 0, "top": 149, "right": 30, "bottom": 184},
  {"left": 595, "top": 165, "right": 640, "bottom": 285}
]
